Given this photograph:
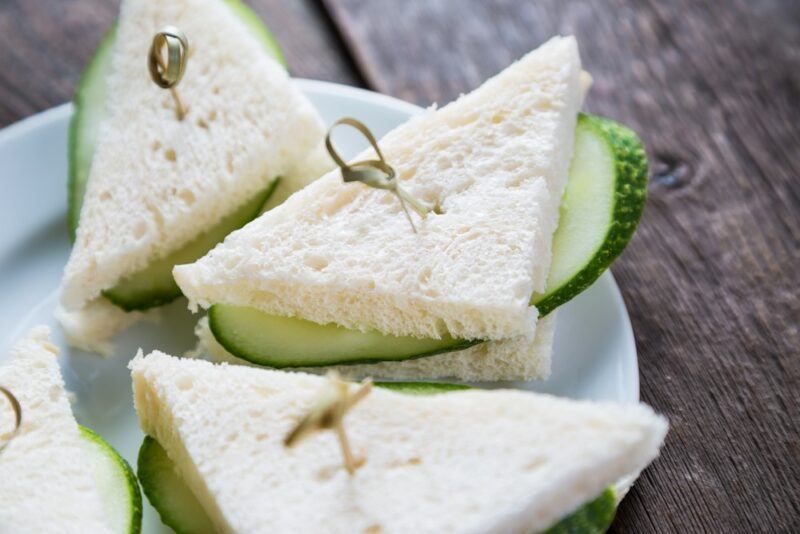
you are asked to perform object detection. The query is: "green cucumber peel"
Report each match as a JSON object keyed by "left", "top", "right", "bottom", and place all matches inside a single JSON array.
[
  {"left": 79, "top": 425, "right": 143, "bottom": 534},
  {"left": 102, "top": 179, "right": 277, "bottom": 311},
  {"left": 68, "top": 24, "right": 117, "bottom": 240},
  {"left": 544, "top": 486, "right": 617, "bottom": 534},
  {"left": 208, "top": 304, "right": 480, "bottom": 369},
  {"left": 531, "top": 113, "right": 648, "bottom": 316}
]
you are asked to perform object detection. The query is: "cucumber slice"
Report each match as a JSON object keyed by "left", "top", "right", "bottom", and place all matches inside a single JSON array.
[
  {"left": 206, "top": 114, "right": 647, "bottom": 367},
  {"left": 544, "top": 487, "right": 617, "bottom": 534},
  {"left": 102, "top": 180, "right": 277, "bottom": 311},
  {"left": 208, "top": 304, "right": 479, "bottom": 368},
  {"left": 79, "top": 425, "right": 142, "bottom": 534},
  {"left": 68, "top": 24, "right": 117, "bottom": 241},
  {"left": 531, "top": 114, "right": 648, "bottom": 316},
  {"left": 138, "top": 437, "right": 213, "bottom": 534},
  {"left": 138, "top": 383, "right": 616, "bottom": 533}
]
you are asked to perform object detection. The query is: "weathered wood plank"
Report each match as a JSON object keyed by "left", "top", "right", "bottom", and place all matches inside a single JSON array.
[
  {"left": 245, "top": 0, "right": 364, "bottom": 86},
  {"left": 0, "top": 0, "right": 362, "bottom": 128},
  {"left": 0, "top": 0, "right": 798, "bottom": 530},
  {"left": 323, "top": 0, "right": 800, "bottom": 531}
]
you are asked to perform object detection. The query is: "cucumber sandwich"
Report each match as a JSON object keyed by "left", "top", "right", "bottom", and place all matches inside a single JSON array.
[
  {"left": 177, "top": 36, "right": 648, "bottom": 380},
  {"left": 57, "top": 0, "right": 332, "bottom": 354},
  {"left": 0, "top": 327, "right": 141, "bottom": 533},
  {"left": 131, "top": 351, "right": 667, "bottom": 533}
]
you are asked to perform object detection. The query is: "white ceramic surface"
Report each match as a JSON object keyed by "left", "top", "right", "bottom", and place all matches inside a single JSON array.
[{"left": 0, "top": 79, "right": 639, "bottom": 532}]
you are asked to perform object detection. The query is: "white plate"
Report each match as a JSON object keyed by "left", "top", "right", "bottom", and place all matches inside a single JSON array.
[{"left": 0, "top": 79, "right": 639, "bottom": 532}]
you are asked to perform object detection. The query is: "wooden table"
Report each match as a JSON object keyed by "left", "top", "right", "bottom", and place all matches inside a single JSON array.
[{"left": 1, "top": 0, "right": 797, "bottom": 531}]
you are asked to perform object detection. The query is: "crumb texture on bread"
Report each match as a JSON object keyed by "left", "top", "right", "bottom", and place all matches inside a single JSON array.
[
  {"left": 194, "top": 311, "right": 557, "bottom": 381},
  {"left": 0, "top": 327, "right": 113, "bottom": 533},
  {"left": 131, "top": 351, "right": 667, "bottom": 533},
  {"left": 61, "top": 0, "right": 326, "bottom": 309},
  {"left": 175, "top": 36, "right": 584, "bottom": 341}
]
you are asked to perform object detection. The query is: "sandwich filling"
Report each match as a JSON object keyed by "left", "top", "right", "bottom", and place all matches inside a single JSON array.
[
  {"left": 131, "top": 351, "right": 668, "bottom": 533},
  {"left": 175, "top": 36, "right": 585, "bottom": 343},
  {"left": 59, "top": 0, "right": 330, "bottom": 350}
]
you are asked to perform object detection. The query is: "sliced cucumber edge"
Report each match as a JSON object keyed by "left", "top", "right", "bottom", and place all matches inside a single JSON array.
[
  {"left": 532, "top": 114, "right": 648, "bottom": 316},
  {"left": 208, "top": 304, "right": 481, "bottom": 369},
  {"left": 101, "top": 178, "right": 279, "bottom": 312},
  {"left": 68, "top": 24, "right": 117, "bottom": 242},
  {"left": 79, "top": 425, "right": 143, "bottom": 534},
  {"left": 138, "top": 436, "right": 214, "bottom": 534},
  {"left": 544, "top": 486, "right": 617, "bottom": 534}
]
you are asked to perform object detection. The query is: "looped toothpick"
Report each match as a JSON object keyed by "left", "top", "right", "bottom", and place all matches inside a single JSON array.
[
  {"left": 0, "top": 386, "right": 22, "bottom": 454},
  {"left": 325, "top": 117, "right": 437, "bottom": 233},
  {"left": 148, "top": 26, "right": 189, "bottom": 120},
  {"left": 284, "top": 372, "right": 372, "bottom": 475}
]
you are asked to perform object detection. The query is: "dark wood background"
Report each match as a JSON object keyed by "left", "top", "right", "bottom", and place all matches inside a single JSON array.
[{"left": 1, "top": 0, "right": 798, "bottom": 531}]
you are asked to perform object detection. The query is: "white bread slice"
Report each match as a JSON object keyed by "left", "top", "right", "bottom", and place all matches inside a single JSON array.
[
  {"left": 174, "top": 36, "right": 584, "bottom": 342},
  {"left": 131, "top": 352, "right": 666, "bottom": 533},
  {"left": 0, "top": 327, "right": 113, "bottom": 533},
  {"left": 60, "top": 0, "right": 326, "bottom": 310},
  {"left": 193, "top": 311, "right": 557, "bottom": 381}
]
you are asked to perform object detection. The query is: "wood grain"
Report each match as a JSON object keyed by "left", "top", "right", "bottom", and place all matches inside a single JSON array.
[
  {"left": 242, "top": 0, "right": 364, "bottom": 86},
  {"left": 0, "top": 0, "right": 362, "bottom": 128},
  {"left": 323, "top": 0, "right": 800, "bottom": 531},
  {"left": 0, "top": 0, "right": 798, "bottom": 531}
]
